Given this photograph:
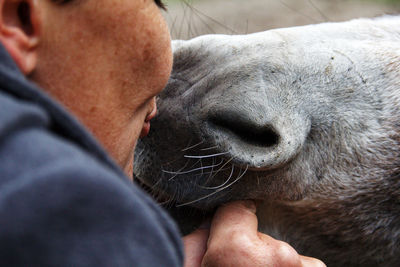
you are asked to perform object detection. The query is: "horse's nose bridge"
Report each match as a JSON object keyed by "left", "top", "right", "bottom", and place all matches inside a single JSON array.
[{"left": 218, "top": 64, "right": 282, "bottom": 105}]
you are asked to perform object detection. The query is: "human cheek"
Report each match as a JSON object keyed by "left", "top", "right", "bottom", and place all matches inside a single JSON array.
[{"left": 141, "top": 8, "right": 172, "bottom": 93}]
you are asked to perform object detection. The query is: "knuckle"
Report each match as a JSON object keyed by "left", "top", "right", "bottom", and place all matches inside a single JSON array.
[
  {"left": 313, "top": 259, "right": 327, "bottom": 267},
  {"left": 209, "top": 234, "right": 252, "bottom": 256},
  {"left": 204, "top": 232, "right": 261, "bottom": 267},
  {"left": 274, "top": 241, "right": 302, "bottom": 266},
  {"left": 230, "top": 230, "right": 253, "bottom": 250}
]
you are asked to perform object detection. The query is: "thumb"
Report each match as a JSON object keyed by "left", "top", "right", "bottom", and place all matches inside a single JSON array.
[{"left": 209, "top": 200, "right": 258, "bottom": 241}]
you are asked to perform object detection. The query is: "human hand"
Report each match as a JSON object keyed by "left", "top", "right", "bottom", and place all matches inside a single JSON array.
[{"left": 183, "top": 200, "right": 326, "bottom": 267}]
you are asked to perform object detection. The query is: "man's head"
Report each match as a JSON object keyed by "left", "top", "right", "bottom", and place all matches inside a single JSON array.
[{"left": 0, "top": 0, "right": 172, "bottom": 177}]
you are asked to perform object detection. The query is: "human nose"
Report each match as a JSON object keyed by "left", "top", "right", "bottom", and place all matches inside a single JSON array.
[{"left": 145, "top": 98, "right": 157, "bottom": 122}]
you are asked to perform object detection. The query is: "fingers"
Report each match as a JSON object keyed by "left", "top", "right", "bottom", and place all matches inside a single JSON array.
[
  {"left": 200, "top": 200, "right": 326, "bottom": 267},
  {"left": 258, "top": 235, "right": 326, "bottom": 267},
  {"left": 300, "top": 255, "right": 327, "bottom": 267},
  {"left": 183, "top": 228, "right": 209, "bottom": 267},
  {"left": 208, "top": 200, "right": 258, "bottom": 241},
  {"left": 258, "top": 237, "right": 303, "bottom": 267},
  {"left": 203, "top": 200, "right": 264, "bottom": 267}
]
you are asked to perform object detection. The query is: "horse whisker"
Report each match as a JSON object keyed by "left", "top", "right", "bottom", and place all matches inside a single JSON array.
[
  {"left": 168, "top": 159, "right": 204, "bottom": 181},
  {"left": 210, "top": 157, "right": 217, "bottom": 176},
  {"left": 200, "top": 158, "right": 205, "bottom": 176},
  {"left": 200, "top": 145, "right": 219, "bottom": 151},
  {"left": 181, "top": 140, "right": 204, "bottom": 152},
  {"left": 176, "top": 165, "right": 249, "bottom": 207},
  {"left": 194, "top": 167, "right": 232, "bottom": 176},
  {"left": 217, "top": 164, "right": 248, "bottom": 191},
  {"left": 163, "top": 159, "right": 224, "bottom": 176},
  {"left": 184, "top": 151, "right": 229, "bottom": 159},
  {"left": 199, "top": 164, "right": 235, "bottom": 190},
  {"left": 205, "top": 157, "right": 233, "bottom": 185},
  {"left": 163, "top": 159, "right": 191, "bottom": 181},
  {"left": 157, "top": 195, "right": 175, "bottom": 206},
  {"left": 207, "top": 157, "right": 234, "bottom": 182}
]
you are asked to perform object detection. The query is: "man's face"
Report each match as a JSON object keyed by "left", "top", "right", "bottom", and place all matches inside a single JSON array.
[{"left": 31, "top": 0, "right": 172, "bottom": 176}]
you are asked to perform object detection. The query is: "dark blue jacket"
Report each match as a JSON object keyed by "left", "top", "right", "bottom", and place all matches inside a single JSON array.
[{"left": 0, "top": 44, "right": 183, "bottom": 266}]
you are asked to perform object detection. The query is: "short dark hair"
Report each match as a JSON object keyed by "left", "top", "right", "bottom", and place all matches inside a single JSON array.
[{"left": 154, "top": 0, "right": 167, "bottom": 10}]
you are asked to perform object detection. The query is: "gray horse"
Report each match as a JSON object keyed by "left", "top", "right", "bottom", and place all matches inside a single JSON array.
[{"left": 134, "top": 16, "right": 400, "bottom": 266}]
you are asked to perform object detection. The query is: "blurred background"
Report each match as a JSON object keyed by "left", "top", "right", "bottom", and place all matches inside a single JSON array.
[{"left": 163, "top": 0, "right": 400, "bottom": 39}]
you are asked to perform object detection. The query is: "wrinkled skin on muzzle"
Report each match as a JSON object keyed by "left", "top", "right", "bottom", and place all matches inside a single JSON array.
[{"left": 134, "top": 16, "right": 400, "bottom": 266}]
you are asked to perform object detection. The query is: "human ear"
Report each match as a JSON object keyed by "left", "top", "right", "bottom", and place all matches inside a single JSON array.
[{"left": 0, "top": 0, "right": 40, "bottom": 75}]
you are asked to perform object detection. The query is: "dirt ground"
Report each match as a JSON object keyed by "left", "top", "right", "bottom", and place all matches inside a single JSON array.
[{"left": 164, "top": 0, "right": 400, "bottom": 39}]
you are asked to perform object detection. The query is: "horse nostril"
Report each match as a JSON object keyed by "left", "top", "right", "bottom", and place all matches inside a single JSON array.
[
  {"left": 205, "top": 110, "right": 310, "bottom": 169},
  {"left": 208, "top": 115, "right": 280, "bottom": 148}
]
